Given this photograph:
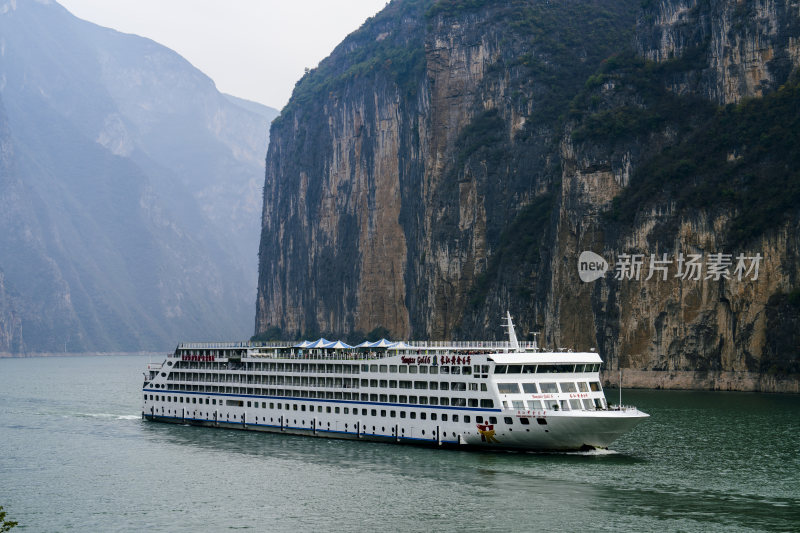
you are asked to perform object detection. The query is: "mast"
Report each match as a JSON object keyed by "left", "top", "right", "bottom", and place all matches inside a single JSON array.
[{"left": 503, "top": 311, "right": 521, "bottom": 352}]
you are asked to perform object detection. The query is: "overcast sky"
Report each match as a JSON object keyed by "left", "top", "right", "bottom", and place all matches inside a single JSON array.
[{"left": 58, "top": 0, "right": 388, "bottom": 110}]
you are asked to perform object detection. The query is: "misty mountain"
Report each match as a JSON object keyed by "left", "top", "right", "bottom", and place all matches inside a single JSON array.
[{"left": 0, "top": 0, "right": 277, "bottom": 353}]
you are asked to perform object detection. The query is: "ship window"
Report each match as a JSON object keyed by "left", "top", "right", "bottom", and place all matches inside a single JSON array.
[
  {"left": 269, "top": 403, "right": 274, "bottom": 409},
  {"left": 497, "top": 383, "right": 520, "bottom": 394},
  {"left": 379, "top": 365, "right": 388, "bottom": 373},
  {"left": 439, "top": 382, "right": 449, "bottom": 391},
  {"left": 149, "top": 395, "right": 153, "bottom": 400},
  {"left": 370, "top": 394, "right": 378, "bottom": 401},
  {"left": 468, "top": 399, "right": 478, "bottom": 407},
  {"left": 420, "top": 412, "right": 426, "bottom": 420},
  {"left": 452, "top": 415, "right": 459, "bottom": 422},
  {"left": 451, "top": 398, "right": 466, "bottom": 407},
  {"left": 463, "top": 415, "right": 470, "bottom": 423},
  {"left": 440, "top": 366, "right": 449, "bottom": 374},
  {"left": 429, "top": 397, "right": 438, "bottom": 406},
  {"left": 399, "top": 366, "right": 408, "bottom": 374},
  {"left": 429, "top": 366, "right": 438, "bottom": 375},
  {"left": 439, "top": 397, "right": 449, "bottom": 406},
  {"left": 489, "top": 416, "right": 497, "bottom": 424},
  {"left": 370, "top": 379, "right": 378, "bottom": 387},
  {"left": 569, "top": 399, "right": 582, "bottom": 410},
  {"left": 480, "top": 399, "right": 494, "bottom": 408},
  {"left": 469, "top": 383, "right": 478, "bottom": 391},
  {"left": 462, "top": 366, "right": 471, "bottom": 375},
  {"left": 379, "top": 380, "right": 388, "bottom": 387},
  {"left": 450, "top": 366, "right": 460, "bottom": 375},
  {"left": 380, "top": 394, "right": 388, "bottom": 402},
  {"left": 414, "top": 381, "right": 427, "bottom": 389},
  {"left": 360, "top": 409, "right": 366, "bottom": 415},
  {"left": 361, "top": 365, "right": 369, "bottom": 372},
  {"left": 302, "top": 405, "right": 307, "bottom": 412},
  {"left": 507, "top": 365, "right": 522, "bottom": 374},
  {"left": 390, "top": 410, "right": 396, "bottom": 417},
  {"left": 528, "top": 400, "right": 543, "bottom": 410},
  {"left": 326, "top": 406, "right": 331, "bottom": 413},
  {"left": 494, "top": 365, "right": 507, "bottom": 374},
  {"left": 560, "top": 382, "right": 578, "bottom": 393},
  {"left": 521, "top": 383, "right": 538, "bottom": 393},
  {"left": 143, "top": 394, "right": 147, "bottom": 400},
  {"left": 476, "top": 415, "right": 483, "bottom": 423},
  {"left": 512, "top": 400, "right": 524, "bottom": 409},
  {"left": 247, "top": 401, "right": 251, "bottom": 407},
  {"left": 582, "top": 399, "right": 594, "bottom": 410},
  {"left": 441, "top": 414, "right": 448, "bottom": 421},
  {"left": 293, "top": 404, "right": 298, "bottom": 411},
  {"left": 431, "top": 413, "right": 437, "bottom": 421},
  {"left": 452, "top": 382, "right": 466, "bottom": 391},
  {"left": 409, "top": 366, "right": 418, "bottom": 374},
  {"left": 370, "top": 365, "right": 378, "bottom": 372},
  {"left": 400, "top": 411, "right": 406, "bottom": 418},
  {"left": 410, "top": 412, "right": 416, "bottom": 419},
  {"left": 559, "top": 400, "right": 570, "bottom": 410},
  {"left": 418, "top": 397, "right": 428, "bottom": 405},
  {"left": 389, "top": 380, "right": 397, "bottom": 388},
  {"left": 577, "top": 382, "right": 589, "bottom": 392},
  {"left": 590, "top": 382, "right": 602, "bottom": 391},
  {"left": 334, "top": 407, "right": 340, "bottom": 413},
  {"left": 389, "top": 365, "right": 398, "bottom": 373},
  {"left": 389, "top": 394, "right": 398, "bottom": 402},
  {"left": 520, "top": 417, "right": 530, "bottom": 425},
  {"left": 399, "top": 380, "right": 411, "bottom": 389},
  {"left": 522, "top": 365, "right": 536, "bottom": 373},
  {"left": 429, "top": 382, "right": 439, "bottom": 390},
  {"left": 417, "top": 366, "right": 427, "bottom": 374},
  {"left": 361, "top": 379, "right": 368, "bottom": 387},
  {"left": 399, "top": 395, "right": 408, "bottom": 403},
  {"left": 540, "top": 382, "right": 559, "bottom": 393},
  {"left": 408, "top": 396, "right": 417, "bottom": 404}
]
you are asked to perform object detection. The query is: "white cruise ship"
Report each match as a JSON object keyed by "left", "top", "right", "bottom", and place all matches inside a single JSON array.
[{"left": 142, "top": 313, "right": 648, "bottom": 451}]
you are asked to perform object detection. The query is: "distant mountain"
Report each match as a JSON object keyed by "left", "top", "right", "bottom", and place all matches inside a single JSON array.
[
  {"left": 223, "top": 94, "right": 279, "bottom": 125},
  {"left": 0, "top": 0, "right": 272, "bottom": 353}
]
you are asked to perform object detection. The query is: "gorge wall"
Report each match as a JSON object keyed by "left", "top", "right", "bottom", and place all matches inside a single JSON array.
[{"left": 256, "top": 0, "right": 800, "bottom": 392}]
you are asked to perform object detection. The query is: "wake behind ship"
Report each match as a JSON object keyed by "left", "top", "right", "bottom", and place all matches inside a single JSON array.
[{"left": 142, "top": 313, "right": 648, "bottom": 451}]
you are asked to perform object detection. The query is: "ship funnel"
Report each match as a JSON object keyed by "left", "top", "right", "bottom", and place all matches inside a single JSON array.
[{"left": 503, "top": 311, "right": 521, "bottom": 352}]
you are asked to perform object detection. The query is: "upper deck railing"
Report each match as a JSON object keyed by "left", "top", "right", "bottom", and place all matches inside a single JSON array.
[{"left": 176, "top": 340, "right": 544, "bottom": 351}]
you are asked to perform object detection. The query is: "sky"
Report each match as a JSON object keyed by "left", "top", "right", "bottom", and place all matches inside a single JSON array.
[{"left": 57, "top": 0, "right": 389, "bottom": 110}]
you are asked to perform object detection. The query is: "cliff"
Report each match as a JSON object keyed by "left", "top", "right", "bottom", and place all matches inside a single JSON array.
[
  {"left": 256, "top": 0, "right": 800, "bottom": 391},
  {"left": 0, "top": 0, "right": 276, "bottom": 353}
]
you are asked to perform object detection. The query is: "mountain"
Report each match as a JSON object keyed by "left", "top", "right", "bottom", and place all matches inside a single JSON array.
[
  {"left": 255, "top": 0, "right": 800, "bottom": 392},
  {"left": 0, "top": 0, "right": 274, "bottom": 353}
]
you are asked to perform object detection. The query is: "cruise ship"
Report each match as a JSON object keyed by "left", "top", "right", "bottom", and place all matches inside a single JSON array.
[{"left": 142, "top": 313, "right": 648, "bottom": 451}]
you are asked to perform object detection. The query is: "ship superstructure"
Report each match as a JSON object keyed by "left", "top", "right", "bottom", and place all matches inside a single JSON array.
[{"left": 142, "top": 313, "right": 648, "bottom": 450}]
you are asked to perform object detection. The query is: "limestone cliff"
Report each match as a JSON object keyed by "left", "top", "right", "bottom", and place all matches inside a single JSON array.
[{"left": 256, "top": 0, "right": 800, "bottom": 391}]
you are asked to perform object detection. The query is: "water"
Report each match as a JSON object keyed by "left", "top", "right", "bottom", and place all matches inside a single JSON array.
[{"left": 1, "top": 356, "right": 798, "bottom": 532}]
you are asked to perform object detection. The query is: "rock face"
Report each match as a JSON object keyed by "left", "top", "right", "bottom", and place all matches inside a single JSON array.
[
  {"left": 0, "top": 0, "right": 277, "bottom": 353},
  {"left": 256, "top": 0, "right": 800, "bottom": 391}
]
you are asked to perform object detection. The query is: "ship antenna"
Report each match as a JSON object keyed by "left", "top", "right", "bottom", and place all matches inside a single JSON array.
[{"left": 503, "top": 311, "right": 521, "bottom": 353}]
